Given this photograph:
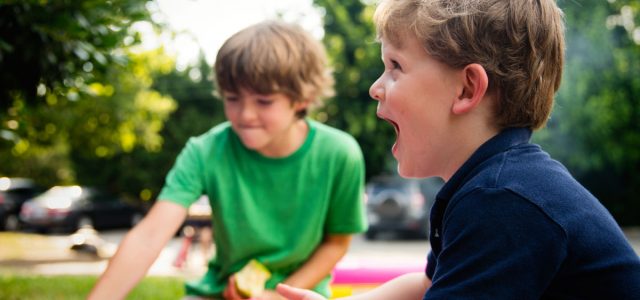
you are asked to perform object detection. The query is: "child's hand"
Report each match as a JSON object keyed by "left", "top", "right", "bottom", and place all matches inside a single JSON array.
[
  {"left": 255, "top": 289, "right": 286, "bottom": 300},
  {"left": 223, "top": 275, "right": 245, "bottom": 300},
  {"left": 275, "top": 284, "right": 326, "bottom": 300}
]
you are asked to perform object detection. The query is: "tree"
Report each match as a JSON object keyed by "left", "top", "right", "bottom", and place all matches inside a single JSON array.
[
  {"left": 0, "top": 0, "right": 152, "bottom": 111},
  {"left": 0, "top": 47, "right": 177, "bottom": 189},
  {"left": 0, "top": 0, "right": 178, "bottom": 196},
  {"left": 68, "top": 48, "right": 176, "bottom": 195},
  {"left": 313, "top": 0, "right": 396, "bottom": 179}
]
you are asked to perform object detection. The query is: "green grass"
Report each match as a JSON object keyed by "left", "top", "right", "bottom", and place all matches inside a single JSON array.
[{"left": 0, "top": 274, "right": 185, "bottom": 300}]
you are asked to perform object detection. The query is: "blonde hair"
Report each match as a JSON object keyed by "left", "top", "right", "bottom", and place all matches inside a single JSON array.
[
  {"left": 374, "top": 0, "right": 565, "bottom": 130},
  {"left": 214, "top": 20, "right": 334, "bottom": 117}
]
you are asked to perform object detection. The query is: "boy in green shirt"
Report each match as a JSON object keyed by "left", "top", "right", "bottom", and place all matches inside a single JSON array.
[{"left": 89, "top": 20, "right": 367, "bottom": 300}]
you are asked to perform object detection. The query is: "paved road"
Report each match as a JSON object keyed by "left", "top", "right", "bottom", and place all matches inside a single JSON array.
[
  {"left": 0, "top": 230, "right": 431, "bottom": 278},
  {"left": 1, "top": 228, "right": 639, "bottom": 279}
]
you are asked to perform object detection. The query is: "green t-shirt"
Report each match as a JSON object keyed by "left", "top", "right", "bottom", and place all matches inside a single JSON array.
[{"left": 158, "top": 119, "right": 367, "bottom": 297}]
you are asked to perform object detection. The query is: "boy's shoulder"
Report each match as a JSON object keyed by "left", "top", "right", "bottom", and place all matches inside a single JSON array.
[
  {"left": 309, "top": 119, "right": 357, "bottom": 142},
  {"left": 307, "top": 119, "right": 362, "bottom": 158},
  {"left": 180, "top": 122, "right": 234, "bottom": 156},
  {"left": 189, "top": 122, "right": 233, "bottom": 144},
  {"left": 469, "top": 141, "right": 572, "bottom": 195},
  {"left": 459, "top": 139, "right": 601, "bottom": 223},
  {"left": 448, "top": 128, "right": 582, "bottom": 209}
]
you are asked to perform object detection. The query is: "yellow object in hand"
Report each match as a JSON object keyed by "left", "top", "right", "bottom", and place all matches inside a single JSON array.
[{"left": 235, "top": 259, "right": 272, "bottom": 298}]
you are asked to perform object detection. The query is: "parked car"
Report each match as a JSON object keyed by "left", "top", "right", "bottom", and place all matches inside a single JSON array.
[
  {"left": 0, "top": 177, "right": 45, "bottom": 231},
  {"left": 176, "top": 194, "right": 212, "bottom": 237},
  {"left": 364, "top": 175, "right": 444, "bottom": 240},
  {"left": 19, "top": 185, "right": 145, "bottom": 233}
]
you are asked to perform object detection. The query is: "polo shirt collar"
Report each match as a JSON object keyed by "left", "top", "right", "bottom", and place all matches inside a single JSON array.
[{"left": 436, "top": 127, "right": 532, "bottom": 201}]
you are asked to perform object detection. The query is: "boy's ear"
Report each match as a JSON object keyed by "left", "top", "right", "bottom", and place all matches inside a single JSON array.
[
  {"left": 452, "top": 63, "right": 489, "bottom": 115},
  {"left": 293, "top": 99, "right": 310, "bottom": 112}
]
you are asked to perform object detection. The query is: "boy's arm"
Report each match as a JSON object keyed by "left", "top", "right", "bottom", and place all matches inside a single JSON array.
[
  {"left": 87, "top": 201, "right": 187, "bottom": 300},
  {"left": 282, "top": 234, "right": 353, "bottom": 289},
  {"left": 277, "top": 272, "right": 431, "bottom": 300}
]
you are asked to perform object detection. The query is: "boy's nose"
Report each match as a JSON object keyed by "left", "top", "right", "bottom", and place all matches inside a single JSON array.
[
  {"left": 239, "top": 103, "right": 257, "bottom": 121},
  {"left": 369, "top": 79, "right": 384, "bottom": 101}
]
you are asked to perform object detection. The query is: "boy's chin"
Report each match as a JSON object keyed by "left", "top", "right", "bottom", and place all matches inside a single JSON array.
[
  {"left": 396, "top": 165, "right": 416, "bottom": 178},
  {"left": 397, "top": 164, "right": 428, "bottom": 179},
  {"left": 239, "top": 139, "right": 266, "bottom": 151},
  {"left": 236, "top": 133, "right": 265, "bottom": 148}
]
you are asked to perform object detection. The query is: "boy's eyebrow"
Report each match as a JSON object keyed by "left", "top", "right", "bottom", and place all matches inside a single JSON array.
[{"left": 381, "top": 46, "right": 403, "bottom": 62}]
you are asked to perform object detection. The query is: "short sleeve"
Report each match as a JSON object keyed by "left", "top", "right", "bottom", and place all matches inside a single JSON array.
[
  {"left": 158, "top": 137, "right": 205, "bottom": 208},
  {"left": 324, "top": 138, "right": 368, "bottom": 234}
]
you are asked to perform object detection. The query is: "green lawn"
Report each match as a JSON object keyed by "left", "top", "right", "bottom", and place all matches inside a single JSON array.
[{"left": 0, "top": 274, "right": 185, "bottom": 300}]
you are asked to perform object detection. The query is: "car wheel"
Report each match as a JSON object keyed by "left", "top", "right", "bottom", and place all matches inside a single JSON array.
[
  {"left": 0, "top": 216, "right": 7, "bottom": 231},
  {"left": 77, "top": 215, "right": 94, "bottom": 230},
  {"left": 364, "top": 229, "right": 377, "bottom": 240},
  {"left": 4, "top": 215, "right": 20, "bottom": 231}
]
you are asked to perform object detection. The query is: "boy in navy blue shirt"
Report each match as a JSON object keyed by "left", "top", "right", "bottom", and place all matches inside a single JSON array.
[{"left": 278, "top": 0, "right": 640, "bottom": 299}]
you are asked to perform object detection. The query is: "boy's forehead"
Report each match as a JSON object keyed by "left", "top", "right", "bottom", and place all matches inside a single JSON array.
[
  {"left": 382, "top": 31, "right": 423, "bottom": 47},
  {"left": 380, "top": 37, "right": 401, "bottom": 56},
  {"left": 381, "top": 35, "right": 425, "bottom": 55}
]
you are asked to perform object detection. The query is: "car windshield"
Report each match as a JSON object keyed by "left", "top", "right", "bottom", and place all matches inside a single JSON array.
[
  {"left": 32, "top": 186, "right": 91, "bottom": 209},
  {"left": 36, "top": 186, "right": 87, "bottom": 201}
]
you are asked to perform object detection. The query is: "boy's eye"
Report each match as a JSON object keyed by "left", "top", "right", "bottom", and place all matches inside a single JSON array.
[
  {"left": 224, "top": 96, "right": 238, "bottom": 102},
  {"left": 257, "top": 99, "right": 273, "bottom": 106},
  {"left": 222, "top": 92, "right": 240, "bottom": 102},
  {"left": 391, "top": 60, "right": 402, "bottom": 71}
]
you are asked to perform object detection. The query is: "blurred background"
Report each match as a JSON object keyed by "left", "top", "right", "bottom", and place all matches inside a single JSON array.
[
  {"left": 0, "top": 0, "right": 640, "bottom": 299},
  {"left": 1, "top": 0, "right": 639, "bottom": 237}
]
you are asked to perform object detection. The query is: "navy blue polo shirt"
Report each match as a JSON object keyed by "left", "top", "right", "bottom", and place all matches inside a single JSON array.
[{"left": 425, "top": 128, "right": 640, "bottom": 299}]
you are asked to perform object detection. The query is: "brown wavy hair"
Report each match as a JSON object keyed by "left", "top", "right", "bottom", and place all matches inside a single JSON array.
[
  {"left": 214, "top": 20, "right": 334, "bottom": 117},
  {"left": 374, "top": 0, "right": 565, "bottom": 130}
]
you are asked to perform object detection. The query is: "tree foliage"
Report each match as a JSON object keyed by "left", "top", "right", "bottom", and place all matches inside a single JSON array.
[
  {"left": 313, "top": 0, "right": 396, "bottom": 179},
  {"left": 67, "top": 48, "right": 176, "bottom": 194},
  {"left": 0, "top": 0, "right": 151, "bottom": 110},
  {"left": 0, "top": 47, "right": 177, "bottom": 190},
  {"left": 0, "top": 0, "right": 177, "bottom": 197}
]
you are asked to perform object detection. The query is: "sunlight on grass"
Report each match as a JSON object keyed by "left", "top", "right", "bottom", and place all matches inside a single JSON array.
[
  {"left": 0, "top": 274, "right": 184, "bottom": 300},
  {"left": 0, "top": 233, "right": 72, "bottom": 261}
]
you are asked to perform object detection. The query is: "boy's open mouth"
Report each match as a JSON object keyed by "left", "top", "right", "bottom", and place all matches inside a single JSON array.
[
  {"left": 377, "top": 113, "right": 400, "bottom": 154},
  {"left": 384, "top": 118, "right": 400, "bottom": 155},
  {"left": 385, "top": 118, "right": 399, "bottom": 136}
]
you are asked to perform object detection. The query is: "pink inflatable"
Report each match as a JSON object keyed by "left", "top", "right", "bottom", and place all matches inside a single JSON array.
[
  {"left": 329, "top": 258, "right": 426, "bottom": 297},
  {"left": 332, "top": 261, "right": 426, "bottom": 284}
]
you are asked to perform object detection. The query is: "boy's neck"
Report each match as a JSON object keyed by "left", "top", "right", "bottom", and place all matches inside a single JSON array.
[
  {"left": 442, "top": 106, "right": 499, "bottom": 181},
  {"left": 257, "top": 118, "right": 309, "bottom": 158}
]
